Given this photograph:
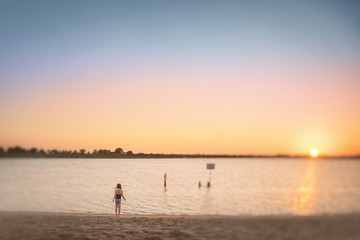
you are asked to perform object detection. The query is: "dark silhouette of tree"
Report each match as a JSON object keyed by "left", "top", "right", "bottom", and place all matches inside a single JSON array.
[
  {"left": 79, "top": 149, "right": 86, "bottom": 155},
  {"left": 8, "top": 146, "right": 27, "bottom": 154},
  {"left": 98, "top": 149, "right": 111, "bottom": 155},
  {"left": 30, "top": 148, "right": 38, "bottom": 154},
  {"left": 0, "top": 147, "right": 4, "bottom": 154},
  {"left": 49, "top": 149, "right": 58, "bottom": 155},
  {"left": 39, "top": 149, "right": 46, "bottom": 155},
  {"left": 126, "top": 150, "right": 134, "bottom": 155},
  {"left": 114, "top": 148, "right": 124, "bottom": 154},
  {"left": 67, "top": 150, "right": 73, "bottom": 155}
]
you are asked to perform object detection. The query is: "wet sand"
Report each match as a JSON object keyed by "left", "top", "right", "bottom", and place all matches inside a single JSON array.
[{"left": 0, "top": 212, "right": 359, "bottom": 240}]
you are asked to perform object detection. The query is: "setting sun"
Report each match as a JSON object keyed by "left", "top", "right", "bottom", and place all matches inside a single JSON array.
[{"left": 310, "top": 148, "right": 319, "bottom": 158}]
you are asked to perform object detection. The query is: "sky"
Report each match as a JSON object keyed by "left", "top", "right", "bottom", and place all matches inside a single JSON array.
[{"left": 1, "top": 0, "right": 360, "bottom": 155}]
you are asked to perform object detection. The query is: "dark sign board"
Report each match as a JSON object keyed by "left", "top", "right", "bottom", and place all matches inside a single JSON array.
[{"left": 207, "top": 163, "right": 215, "bottom": 170}]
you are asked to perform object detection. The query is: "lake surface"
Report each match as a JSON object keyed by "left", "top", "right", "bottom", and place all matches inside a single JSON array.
[{"left": 0, "top": 158, "right": 359, "bottom": 216}]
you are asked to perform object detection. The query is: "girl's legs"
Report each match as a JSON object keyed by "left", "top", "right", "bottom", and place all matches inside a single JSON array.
[
  {"left": 118, "top": 203, "right": 121, "bottom": 216},
  {"left": 115, "top": 203, "right": 118, "bottom": 217}
]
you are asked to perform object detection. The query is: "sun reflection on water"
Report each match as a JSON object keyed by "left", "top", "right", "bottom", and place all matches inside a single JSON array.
[{"left": 292, "top": 160, "right": 317, "bottom": 215}]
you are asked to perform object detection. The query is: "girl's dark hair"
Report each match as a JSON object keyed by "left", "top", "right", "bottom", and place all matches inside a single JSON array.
[{"left": 116, "top": 183, "right": 122, "bottom": 189}]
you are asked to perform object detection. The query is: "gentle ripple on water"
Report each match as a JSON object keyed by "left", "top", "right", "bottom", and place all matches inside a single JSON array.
[{"left": 0, "top": 158, "right": 359, "bottom": 215}]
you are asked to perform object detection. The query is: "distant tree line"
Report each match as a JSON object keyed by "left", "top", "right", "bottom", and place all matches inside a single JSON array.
[
  {"left": 0, "top": 146, "right": 138, "bottom": 158},
  {"left": 0, "top": 146, "right": 292, "bottom": 158},
  {"left": 0, "top": 146, "right": 358, "bottom": 159}
]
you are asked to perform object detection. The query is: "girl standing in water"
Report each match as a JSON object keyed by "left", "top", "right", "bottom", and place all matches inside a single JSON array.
[{"left": 112, "top": 183, "right": 126, "bottom": 216}]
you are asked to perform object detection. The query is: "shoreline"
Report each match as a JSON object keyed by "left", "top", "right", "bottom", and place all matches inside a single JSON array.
[
  {"left": 2, "top": 210, "right": 360, "bottom": 218},
  {"left": 1, "top": 212, "right": 359, "bottom": 240}
]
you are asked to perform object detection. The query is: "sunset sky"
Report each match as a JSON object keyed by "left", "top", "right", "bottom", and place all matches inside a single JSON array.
[{"left": 1, "top": 0, "right": 360, "bottom": 155}]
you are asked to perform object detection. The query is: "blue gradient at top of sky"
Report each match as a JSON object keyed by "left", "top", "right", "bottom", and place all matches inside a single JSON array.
[{"left": 1, "top": 0, "right": 359, "bottom": 88}]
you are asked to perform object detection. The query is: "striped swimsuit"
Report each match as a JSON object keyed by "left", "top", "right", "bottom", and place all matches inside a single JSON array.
[{"left": 115, "top": 189, "right": 122, "bottom": 203}]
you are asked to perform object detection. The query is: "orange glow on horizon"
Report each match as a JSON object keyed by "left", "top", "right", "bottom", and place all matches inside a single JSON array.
[{"left": 1, "top": 64, "right": 360, "bottom": 156}]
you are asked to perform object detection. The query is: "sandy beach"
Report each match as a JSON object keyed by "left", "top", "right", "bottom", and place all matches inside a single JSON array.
[{"left": 0, "top": 212, "right": 359, "bottom": 240}]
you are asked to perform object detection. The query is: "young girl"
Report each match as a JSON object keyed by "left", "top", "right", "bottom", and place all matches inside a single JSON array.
[{"left": 112, "top": 183, "right": 126, "bottom": 216}]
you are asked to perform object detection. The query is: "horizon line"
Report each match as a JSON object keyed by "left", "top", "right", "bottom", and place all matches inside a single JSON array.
[{"left": 0, "top": 145, "right": 359, "bottom": 158}]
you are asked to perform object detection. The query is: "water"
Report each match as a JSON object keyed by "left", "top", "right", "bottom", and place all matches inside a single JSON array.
[{"left": 0, "top": 158, "right": 359, "bottom": 216}]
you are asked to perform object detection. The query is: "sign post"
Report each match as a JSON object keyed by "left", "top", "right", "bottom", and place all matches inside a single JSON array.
[{"left": 206, "top": 163, "right": 215, "bottom": 187}]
